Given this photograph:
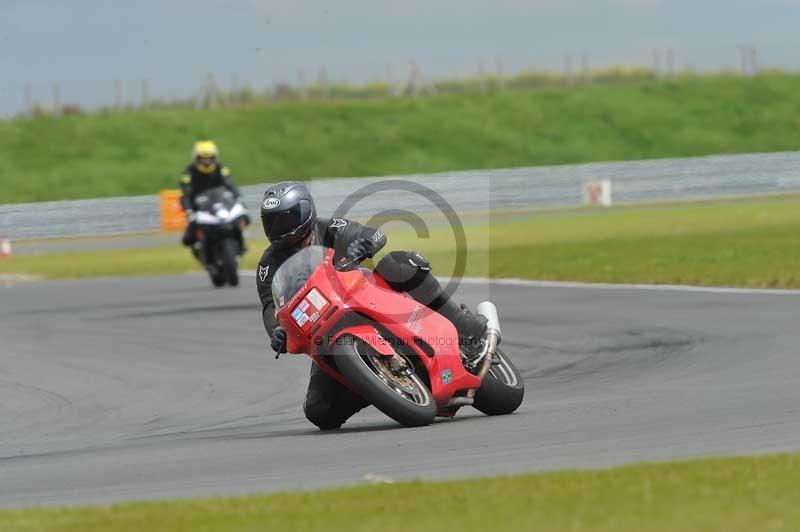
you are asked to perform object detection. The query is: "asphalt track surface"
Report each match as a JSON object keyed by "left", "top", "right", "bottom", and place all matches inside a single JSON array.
[{"left": 1, "top": 274, "right": 799, "bottom": 508}]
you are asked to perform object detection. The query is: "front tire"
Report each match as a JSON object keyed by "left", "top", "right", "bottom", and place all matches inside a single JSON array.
[
  {"left": 203, "top": 243, "right": 225, "bottom": 288},
  {"left": 472, "top": 347, "right": 524, "bottom": 416},
  {"left": 220, "top": 238, "right": 239, "bottom": 287},
  {"left": 210, "top": 271, "right": 226, "bottom": 287},
  {"left": 334, "top": 335, "right": 436, "bottom": 428}
]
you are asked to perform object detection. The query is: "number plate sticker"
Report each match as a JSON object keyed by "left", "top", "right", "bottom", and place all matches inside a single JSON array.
[
  {"left": 291, "top": 289, "right": 329, "bottom": 329},
  {"left": 306, "top": 288, "right": 328, "bottom": 311}
]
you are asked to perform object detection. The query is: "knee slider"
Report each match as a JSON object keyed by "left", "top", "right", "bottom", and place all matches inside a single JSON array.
[
  {"left": 407, "top": 251, "right": 431, "bottom": 271},
  {"left": 375, "top": 251, "right": 431, "bottom": 292},
  {"left": 303, "top": 396, "right": 340, "bottom": 429}
]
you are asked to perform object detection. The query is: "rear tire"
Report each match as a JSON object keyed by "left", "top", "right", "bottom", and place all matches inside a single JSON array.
[
  {"left": 334, "top": 335, "right": 436, "bottom": 428},
  {"left": 221, "top": 238, "right": 239, "bottom": 287},
  {"left": 210, "top": 272, "right": 226, "bottom": 287},
  {"left": 472, "top": 347, "right": 525, "bottom": 416}
]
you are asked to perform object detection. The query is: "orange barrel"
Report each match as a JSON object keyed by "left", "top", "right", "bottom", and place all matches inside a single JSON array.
[{"left": 159, "top": 190, "right": 187, "bottom": 232}]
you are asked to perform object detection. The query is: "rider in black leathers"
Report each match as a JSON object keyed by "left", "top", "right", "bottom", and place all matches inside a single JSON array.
[
  {"left": 255, "top": 181, "right": 487, "bottom": 430},
  {"left": 179, "top": 140, "right": 241, "bottom": 247}
]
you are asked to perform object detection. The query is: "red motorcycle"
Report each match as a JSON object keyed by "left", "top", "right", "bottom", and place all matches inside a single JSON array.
[{"left": 272, "top": 246, "right": 524, "bottom": 427}]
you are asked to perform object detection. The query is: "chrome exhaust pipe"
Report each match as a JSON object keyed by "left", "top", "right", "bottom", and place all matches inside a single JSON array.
[
  {"left": 476, "top": 301, "right": 501, "bottom": 339},
  {"left": 467, "top": 302, "right": 501, "bottom": 398}
]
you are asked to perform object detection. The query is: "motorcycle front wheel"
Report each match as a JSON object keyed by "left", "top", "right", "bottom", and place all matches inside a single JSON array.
[
  {"left": 333, "top": 335, "right": 436, "bottom": 428},
  {"left": 220, "top": 238, "right": 240, "bottom": 287}
]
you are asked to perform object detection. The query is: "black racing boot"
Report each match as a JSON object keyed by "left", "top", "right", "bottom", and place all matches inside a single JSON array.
[
  {"left": 433, "top": 297, "right": 488, "bottom": 354},
  {"left": 454, "top": 303, "right": 488, "bottom": 354}
]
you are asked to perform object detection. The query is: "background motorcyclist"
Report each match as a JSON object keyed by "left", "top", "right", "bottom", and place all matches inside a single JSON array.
[
  {"left": 255, "top": 180, "right": 488, "bottom": 430},
  {"left": 179, "top": 140, "right": 241, "bottom": 247}
]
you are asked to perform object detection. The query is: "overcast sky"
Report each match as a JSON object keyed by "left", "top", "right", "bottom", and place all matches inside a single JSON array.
[{"left": 1, "top": 0, "right": 798, "bottom": 115}]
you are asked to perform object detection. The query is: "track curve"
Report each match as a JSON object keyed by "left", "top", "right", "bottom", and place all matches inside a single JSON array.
[{"left": 1, "top": 275, "right": 799, "bottom": 507}]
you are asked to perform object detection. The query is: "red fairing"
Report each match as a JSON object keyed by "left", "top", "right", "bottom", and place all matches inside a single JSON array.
[
  {"left": 275, "top": 249, "right": 481, "bottom": 407},
  {"left": 330, "top": 324, "right": 395, "bottom": 356}
]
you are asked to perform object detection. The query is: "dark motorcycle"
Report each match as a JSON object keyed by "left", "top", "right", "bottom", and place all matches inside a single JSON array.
[{"left": 191, "top": 187, "right": 249, "bottom": 287}]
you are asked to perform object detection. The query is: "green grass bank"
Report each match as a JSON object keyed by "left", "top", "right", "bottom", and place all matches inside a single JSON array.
[
  {"left": 4, "top": 73, "right": 800, "bottom": 203},
  {"left": 2, "top": 452, "right": 799, "bottom": 532},
  {"left": 3, "top": 196, "right": 799, "bottom": 287}
]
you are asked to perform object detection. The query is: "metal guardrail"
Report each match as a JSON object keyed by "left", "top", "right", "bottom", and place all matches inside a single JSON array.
[{"left": 3, "top": 151, "right": 800, "bottom": 240}]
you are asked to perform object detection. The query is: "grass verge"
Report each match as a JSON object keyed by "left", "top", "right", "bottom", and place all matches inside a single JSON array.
[
  {"left": 2, "top": 452, "right": 799, "bottom": 532},
  {"left": 5, "top": 74, "right": 800, "bottom": 202},
  {"left": 2, "top": 197, "right": 799, "bottom": 287}
]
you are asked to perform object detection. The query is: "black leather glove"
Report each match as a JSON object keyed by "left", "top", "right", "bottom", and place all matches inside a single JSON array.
[
  {"left": 346, "top": 238, "right": 374, "bottom": 262},
  {"left": 270, "top": 326, "right": 287, "bottom": 355}
]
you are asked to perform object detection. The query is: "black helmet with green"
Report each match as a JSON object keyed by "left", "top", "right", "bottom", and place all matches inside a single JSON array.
[{"left": 260, "top": 181, "right": 317, "bottom": 249}]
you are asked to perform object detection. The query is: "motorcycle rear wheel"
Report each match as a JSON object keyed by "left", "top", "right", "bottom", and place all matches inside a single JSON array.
[
  {"left": 472, "top": 347, "right": 525, "bottom": 416},
  {"left": 334, "top": 335, "right": 436, "bottom": 428}
]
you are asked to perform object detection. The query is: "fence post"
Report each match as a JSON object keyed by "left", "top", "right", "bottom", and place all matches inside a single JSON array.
[
  {"left": 24, "top": 83, "right": 33, "bottom": 116},
  {"left": 318, "top": 66, "right": 329, "bottom": 99},
  {"left": 666, "top": 49, "right": 676, "bottom": 79},
  {"left": 52, "top": 83, "right": 61, "bottom": 115},
  {"left": 652, "top": 49, "right": 662, "bottom": 78},
  {"left": 749, "top": 46, "right": 759, "bottom": 75},
  {"left": 207, "top": 73, "right": 218, "bottom": 109},
  {"left": 296, "top": 68, "right": 307, "bottom": 99},
  {"left": 564, "top": 53, "right": 574, "bottom": 86},
  {"left": 114, "top": 79, "right": 123, "bottom": 110},
  {"left": 141, "top": 79, "right": 150, "bottom": 106},
  {"left": 385, "top": 63, "right": 396, "bottom": 96},
  {"left": 581, "top": 51, "right": 591, "bottom": 85},
  {"left": 495, "top": 55, "right": 505, "bottom": 90},
  {"left": 737, "top": 44, "right": 751, "bottom": 76},
  {"left": 230, "top": 73, "right": 239, "bottom": 105},
  {"left": 406, "top": 60, "right": 420, "bottom": 96}
]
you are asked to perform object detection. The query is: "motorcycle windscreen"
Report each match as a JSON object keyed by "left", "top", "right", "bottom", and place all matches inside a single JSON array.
[
  {"left": 271, "top": 245, "right": 328, "bottom": 309},
  {"left": 194, "top": 186, "right": 235, "bottom": 212}
]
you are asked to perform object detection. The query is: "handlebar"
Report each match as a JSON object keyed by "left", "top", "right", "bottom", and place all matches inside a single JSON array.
[{"left": 333, "top": 253, "right": 368, "bottom": 272}]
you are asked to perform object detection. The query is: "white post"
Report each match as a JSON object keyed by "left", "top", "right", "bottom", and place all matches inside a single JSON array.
[
  {"left": 52, "top": 83, "right": 61, "bottom": 115},
  {"left": 407, "top": 60, "right": 421, "bottom": 96},
  {"left": 495, "top": 55, "right": 505, "bottom": 89},
  {"left": 652, "top": 49, "right": 662, "bottom": 78},
  {"left": 477, "top": 58, "right": 487, "bottom": 90},
  {"left": 564, "top": 53, "right": 574, "bottom": 86},
  {"left": 206, "top": 73, "right": 218, "bottom": 109},
  {"left": 141, "top": 79, "right": 150, "bottom": 106},
  {"left": 230, "top": 73, "right": 239, "bottom": 105},
  {"left": 749, "top": 46, "right": 759, "bottom": 75},
  {"left": 24, "top": 83, "right": 33, "bottom": 115},
  {"left": 296, "top": 69, "right": 307, "bottom": 99},
  {"left": 600, "top": 179, "right": 612, "bottom": 207},
  {"left": 737, "top": 44, "right": 750, "bottom": 76},
  {"left": 666, "top": 49, "right": 676, "bottom": 79},
  {"left": 0, "top": 236, "right": 11, "bottom": 259},
  {"left": 114, "top": 79, "right": 123, "bottom": 110},
  {"left": 583, "top": 180, "right": 613, "bottom": 207},
  {"left": 581, "top": 51, "right": 591, "bottom": 85},
  {"left": 318, "top": 66, "right": 329, "bottom": 99}
]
